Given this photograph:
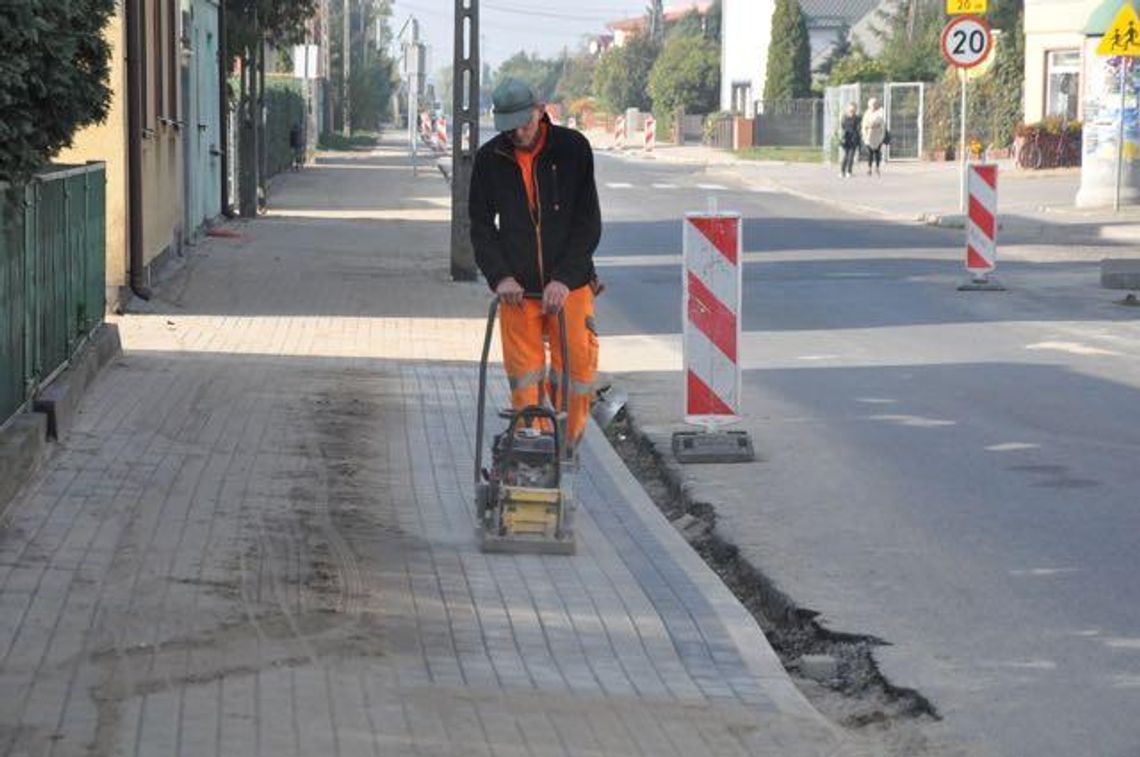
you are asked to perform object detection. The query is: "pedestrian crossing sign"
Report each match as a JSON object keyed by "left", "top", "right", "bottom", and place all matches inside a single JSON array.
[
  {"left": 947, "top": 0, "right": 986, "bottom": 15},
  {"left": 1097, "top": 3, "right": 1140, "bottom": 56}
]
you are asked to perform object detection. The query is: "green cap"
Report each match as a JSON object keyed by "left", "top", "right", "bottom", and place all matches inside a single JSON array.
[{"left": 492, "top": 78, "right": 539, "bottom": 132}]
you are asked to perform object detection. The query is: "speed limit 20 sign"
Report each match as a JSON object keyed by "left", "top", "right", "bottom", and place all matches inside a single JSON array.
[{"left": 941, "top": 15, "right": 994, "bottom": 68}]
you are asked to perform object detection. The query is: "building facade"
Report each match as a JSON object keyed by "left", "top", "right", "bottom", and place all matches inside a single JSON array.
[
  {"left": 57, "top": 0, "right": 221, "bottom": 306},
  {"left": 1023, "top": 0, "right": 1094, "bottom": 123},
  {"left": 182, "top": 0, "right": 224, "bottom": 241},
  {"left": 720, "top": 0, "right": 891, "bottom": 115}
]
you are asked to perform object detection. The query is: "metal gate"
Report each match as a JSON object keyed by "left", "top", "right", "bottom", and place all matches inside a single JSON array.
[
  {"left": 823, "top": 82, "right": 924, "bottom": 163},
  {"left": 886, "top": 82, "right": 924, "bottom": 161}
]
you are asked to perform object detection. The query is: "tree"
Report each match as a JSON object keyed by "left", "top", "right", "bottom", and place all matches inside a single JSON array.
[
  {"left": 648, "top": 33, "right": 720, "bottom": 116},
  {"left": 705, "top": 0, "right": 722, "bottom": 43},
  {"left": 226, "top": 0, "right": 317, "bottom": 62},
  {"left": 669, "top": 9, "right": 706, "bottom": 40},
  {"left": 554, "top": 50, "right": 598, "bottom": 103},
  {"left": 0, "top": 0, "right": 116, "bottom": 179},
  {"left": 494, "top": 51, "right": 560, "bottom": 102},
  {"left": 647, "top": 0, "right": 665, "bottom": 45},
  {"left": 871, "top": 0, "right": 945, "bottom": 81},
  {"left": 763, "top": 0, "right": 811, "bottom": 101},
  {"left": 826, "top": 50, "right": 887, "bottom": 85},
  {"left": 329, "top": 0, "right": 396, "bottom": 132},
  {"left": 592, "top": 32, "right": 656, "bottom": 112}
]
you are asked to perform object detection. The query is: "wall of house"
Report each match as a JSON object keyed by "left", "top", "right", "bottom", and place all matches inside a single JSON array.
[
  {"left": 721, "top": 0, "right": 775, "bottom": 113},
  {"left": 183, "top": 0, "right": 222, "bottom": 238},
  {"left": 140, "top": 0, "right": 185, "bottom": 270},
  {"left": 58, "top": 0, "right": 185, "bottom": 304},
  {"left": 55, "top": 10, "right": 129, "bottom": 302},
  {"left": 1024, "top": 0, "right": 1098, "bottom": 122}
]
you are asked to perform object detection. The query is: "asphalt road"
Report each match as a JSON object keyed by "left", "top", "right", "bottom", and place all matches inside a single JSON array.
[{"left": 589, "top": 151, "right": 1140, "bottom": 757}]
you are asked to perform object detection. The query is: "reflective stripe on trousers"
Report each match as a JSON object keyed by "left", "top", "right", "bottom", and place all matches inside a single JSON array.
[{"left": 499, "top": 286, "right": 599, "bottom": 444}]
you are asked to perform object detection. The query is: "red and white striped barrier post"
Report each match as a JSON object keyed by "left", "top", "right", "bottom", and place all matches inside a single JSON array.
[
  {"left": 673, "top": 211, "right": 754, "bottom": 462},
  {"left": 959, "top": 163, "right": 1005, "bottom": 291},
  {"left": 614, "top": 116, "right": 626, "bottom": 150},
  {"left": 644, "top": 114, "right": 656, "bottom": 153},
  {"left": 435, "top": 116, "right": 449, "bottom": 152}
]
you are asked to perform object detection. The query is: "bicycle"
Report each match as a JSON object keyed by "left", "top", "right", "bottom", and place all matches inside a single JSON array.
[{"left": 1017, "top": 122, "right": 1080, "bottom": 169}]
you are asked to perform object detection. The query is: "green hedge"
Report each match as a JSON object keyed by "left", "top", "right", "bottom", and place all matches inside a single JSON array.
[{"left": 264, "top": 78, "right": 305, "bottom": 178}]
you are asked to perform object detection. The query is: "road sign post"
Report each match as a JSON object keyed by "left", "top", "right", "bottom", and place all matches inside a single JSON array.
[
  {"left": 1095, "top": 3, "right": 1140, "bottom": 212},
  {"left": 941, "top": 15, "right": 994, "bottom": 212}
]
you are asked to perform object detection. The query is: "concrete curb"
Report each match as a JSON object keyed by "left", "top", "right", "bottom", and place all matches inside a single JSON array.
[
  {"left": 2, "top": 322, "right": 122, "bottom": 519},
  {"left": 583, "top": 421, "right": 852, "bottom": 746},
  {"left": 33, "top": 323, "right": 122, "bottom": 439}
]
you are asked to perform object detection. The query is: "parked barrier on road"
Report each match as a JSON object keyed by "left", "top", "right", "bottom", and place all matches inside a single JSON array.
[
  {"left": 645, "top": 115, "right": 656, "bottom": 153},
  {"left": 614, "top": 116, "right": 626, "bottom": 150},
  {"left": 682, "top": 212, "right": 743, "bottom": 424},
  {"left": 959, "top": 163, "right": 1005, "bottom": 291}
]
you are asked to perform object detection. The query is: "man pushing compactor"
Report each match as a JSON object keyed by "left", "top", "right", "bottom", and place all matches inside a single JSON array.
[
  {"left": 469, "top": 78, "right": 603, "bottom": 453},
  {"left": 468, "top": 78, "right": 602, "bottom": 554}
]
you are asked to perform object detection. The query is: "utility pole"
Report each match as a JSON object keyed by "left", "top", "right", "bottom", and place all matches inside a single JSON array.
[
  {"left": 450, "top": 0, "right": 479, "bottom": 281},
  {"left": 343, "top": 0, "right": 351, "bottom": 135},
  {"left": 407, "top": 18, "right": 421, "bottom": 175}
]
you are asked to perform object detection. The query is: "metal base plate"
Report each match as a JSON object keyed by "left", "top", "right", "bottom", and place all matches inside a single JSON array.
[
  {"left": 478, "top": 528, "right": 577, "bottom": 555},
  {"left": 958, "top": 277, "right": 1006, "bottom": 291},
  {"left": 672, "top": 430, "right": 755, "bottom": 464}
]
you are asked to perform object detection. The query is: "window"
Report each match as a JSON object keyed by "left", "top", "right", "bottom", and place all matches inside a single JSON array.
[{"left": 1046, "top": 49, "right": 1080, "bottom": 121}]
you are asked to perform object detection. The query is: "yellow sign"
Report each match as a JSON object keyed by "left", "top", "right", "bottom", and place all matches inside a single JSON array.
[
  {"left": 1097, "top": 3, "right": 1140, "bottom": 56},
  {"left": 947, "top": 0, "right": 987, "bottom": 15}
]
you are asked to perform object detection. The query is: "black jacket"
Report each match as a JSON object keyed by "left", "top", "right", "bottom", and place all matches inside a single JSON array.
[
  {"left": 469, "top": 116, "right": 602, "bottom": 293},
  {"left": 841, "top": 114, "right": 862, "bottom": 149}
]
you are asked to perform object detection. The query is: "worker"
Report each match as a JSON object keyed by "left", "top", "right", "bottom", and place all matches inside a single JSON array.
[{"left": 469, "top": 78, "right": 602, "bottom": 455}]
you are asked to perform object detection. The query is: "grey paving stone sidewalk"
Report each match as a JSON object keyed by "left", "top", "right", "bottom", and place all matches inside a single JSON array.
[{"left": 0, "top": 138, "right": 850, "bottom": 756}]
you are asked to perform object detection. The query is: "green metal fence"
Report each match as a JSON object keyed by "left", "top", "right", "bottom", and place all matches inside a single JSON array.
[{"left": 0, "top": 163, "right": 106, "bottom": 428}]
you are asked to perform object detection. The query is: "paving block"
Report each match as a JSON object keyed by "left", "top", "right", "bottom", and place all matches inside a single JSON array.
[{"left": 0, "top": 414, "right": 48, "bottom": 518}]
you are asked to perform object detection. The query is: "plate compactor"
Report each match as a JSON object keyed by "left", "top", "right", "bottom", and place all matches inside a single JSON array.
[{"left": 474, "top": 296, "right": 577, "bottom": 555}]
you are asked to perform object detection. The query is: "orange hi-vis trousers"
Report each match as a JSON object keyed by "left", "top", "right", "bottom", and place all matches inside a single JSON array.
[{"left": 500, "top": 286, "right": 598, "bottom": 445}]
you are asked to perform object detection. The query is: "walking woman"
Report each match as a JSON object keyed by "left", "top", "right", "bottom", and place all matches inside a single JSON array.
[
  {"left": 861, "top": 98, "right": 887, "bottom": 176},
  {"left": 839, "top": 103, "right": 861, "bottom": 178}
]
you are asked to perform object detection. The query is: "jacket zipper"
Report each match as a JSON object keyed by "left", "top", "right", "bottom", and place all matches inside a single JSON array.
[
  {"left": 494, "top": 141, "right": 547, "bottom": 286},
  {"left": 534, "top": 159, "right": 545, "bottom": 285}
]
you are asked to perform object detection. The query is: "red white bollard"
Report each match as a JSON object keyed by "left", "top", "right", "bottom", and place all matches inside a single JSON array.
[
  {"left": 435, "top": 116, "right": 449, "bottom": 152},
  {"left": 959, "top": 163, "right": 1005, "bottom": 291},
  {"left": 644, "top": 115, "right": 656, "bottom": 152},
  {"left": 614, "top": 116, "right": 626, "bottom": 150},
  {"left": 682, "top": 212, "right": 743, "bottom": 423},
  {"left": 672, "top": 210, "right": 754, "bottom": 462}
]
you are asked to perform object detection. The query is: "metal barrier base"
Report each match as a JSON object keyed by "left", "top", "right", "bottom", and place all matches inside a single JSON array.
[
  {"left": 672, "top": 430, "right": 755, "bottom": 464},
  {"left": 958, "top": 276, "right": 1006, "bottom": 292}
]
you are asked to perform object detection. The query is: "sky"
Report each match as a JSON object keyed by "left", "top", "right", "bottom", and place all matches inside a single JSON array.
[{"left": 388, "top": 0, "right": 651, "bottom": 77}]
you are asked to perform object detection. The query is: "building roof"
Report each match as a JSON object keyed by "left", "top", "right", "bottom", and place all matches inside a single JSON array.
[
  {"left": 607, "top": 2, "right": 712, "bottom": 32},
  {"left": 799, "top": 0, "right": 885, "bottom": 28}
]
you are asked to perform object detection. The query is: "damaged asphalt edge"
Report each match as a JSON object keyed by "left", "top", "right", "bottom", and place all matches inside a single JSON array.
[{"left": 602, "top": 406, "right": 940, "bottom": 729}]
